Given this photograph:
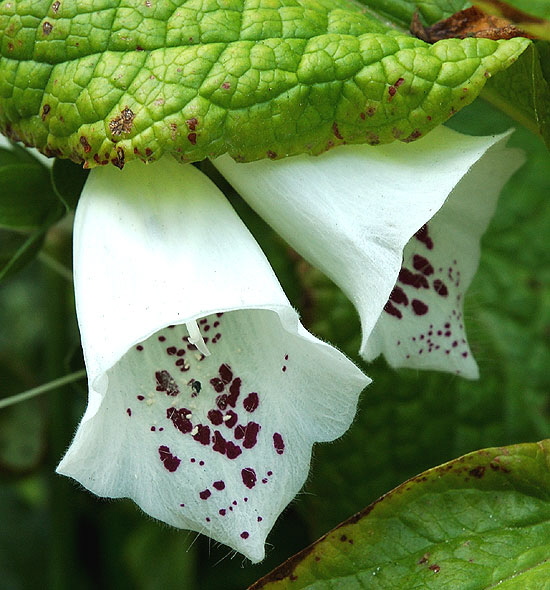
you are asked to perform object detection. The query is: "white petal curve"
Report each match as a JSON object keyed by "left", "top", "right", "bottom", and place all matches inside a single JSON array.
[
  {"left": 57, "top": 158, "right": 368, "bottom": 562},
  {"left": 364, "top": 135, "right": 525, "bottom": 377},
  {"left": 213, "top": 126, "right": 518, "bottom": 374}
]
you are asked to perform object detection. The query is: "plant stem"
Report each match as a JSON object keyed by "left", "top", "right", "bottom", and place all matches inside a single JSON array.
[{"left": 0, "top": 370, "right": 86, "bottom": 410}]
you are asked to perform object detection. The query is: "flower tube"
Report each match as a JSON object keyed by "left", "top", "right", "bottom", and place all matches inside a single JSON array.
[
  {"left": 214, "top": 126, "right": 524, "bottom": 378},
  {"left": 57, "top": 157, "right": 368, "bottom": 562}
]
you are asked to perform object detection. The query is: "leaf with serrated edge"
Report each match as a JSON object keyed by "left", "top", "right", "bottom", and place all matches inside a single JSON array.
[
  {"left": 250, "top": 440, "right": 550, "bottom": 590},
  {"left": 0, "top": 0, "right": 529, "bottom": 166}
]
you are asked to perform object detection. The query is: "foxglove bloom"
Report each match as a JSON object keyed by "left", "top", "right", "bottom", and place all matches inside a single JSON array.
[
  {"left": 58, "top": 126, "right": 523, "bottom": 562},
  {"left": 215, "top": 126, "right": 524, "bottom": 378},
  {"left": 57, "top": 157, "right": 369, "bottom": 562}
]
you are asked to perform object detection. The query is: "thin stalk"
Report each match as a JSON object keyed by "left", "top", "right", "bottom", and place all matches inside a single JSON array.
[{"left": 0, "top": 369, "right": 85, "bottom": 410}]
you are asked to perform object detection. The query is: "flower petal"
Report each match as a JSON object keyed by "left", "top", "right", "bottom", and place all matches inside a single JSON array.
[
  {"left": 364, "top": 134, "right": 525, "bottom": 377},
  {"left": 57, "top": 157, "right": 368, "bottom": 562},
  {"left": 213, "top": 126, "right": 520, "bottom": 375}
]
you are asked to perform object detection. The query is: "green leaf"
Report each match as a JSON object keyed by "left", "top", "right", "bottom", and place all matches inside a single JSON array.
[
  {"left": 0, "top": 163, "right": 60, "bottom": 229},
  {"left": 0, "top": 228, "right": 45, "bottom": 281},
  {"left": 250, "top": 440, "right": 550, "bottom": 590},
  {"left": 482, "top": 42, "right": 550, "bottom": 148},
  {"left": 0, "top": 0, "right": 529, "bottom": 166},
  {"left": 50, "top": 158, "right": 88, "bottom": 211},
  {"left": 355, "top": 0, "right": 471, "bottom": 27}
]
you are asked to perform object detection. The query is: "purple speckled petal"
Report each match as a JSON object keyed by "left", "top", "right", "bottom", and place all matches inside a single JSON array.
[
  {"left": 58, "top": 158, "right": 368, "bottom": 562},
  {"left": 214, "top": 127, "right": 523, "bottom": 377},
  {"left": 364, "top": 134, "right": 525, "bottom": 377}
]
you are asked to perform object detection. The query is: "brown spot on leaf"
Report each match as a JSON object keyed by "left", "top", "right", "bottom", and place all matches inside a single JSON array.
[
  {"left": 52, "top": 1, "right": 60, "bottom": 12},
  {"left": 186, "top": 117, "right": 198, "bottom": 131},
  {"left": 468, "top": 465, "right": 486, "bottom": 479},
  {"left": 266, "top": 150, "right": 277, "bottom": 159},
  {"left": 111, "top": 146, "right": 125, "bottom": 169},
  {"left": 79, "top": 135, "right": 91, "bottom": 153},
  {"left": 429, "top": 564, "right": 441, "bottom": 573},
  {"left": 418, "top": 553, "right": 430, "bottom": 565},
  {"left": 41, "top": 104, "right": 51, "bottom": 121},
  {"left": 187, "top": 132, "right": 197, "bottom": 145},
  {"left": 42, "top": 21, "right": 53, "bottom": 35},
  {"left": 109, "top": 107, "right": 136, "bottom": 136},
  {"left": 332, "top": 122, "right": 343, "bottom": 140},
  {"left": 404, "top": 129, "right": 422, "bottom": 143},
  {"left": 410, "top": 6, "right": 534, "bottom": 42}
]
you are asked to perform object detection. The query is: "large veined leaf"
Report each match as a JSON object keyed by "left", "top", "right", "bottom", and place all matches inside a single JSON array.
[
  {"left": 250, "top": 440, "right": 550, "bottom": 590},
  {"left": 0, "top": 0, "right": 529, "bottom": 166}
]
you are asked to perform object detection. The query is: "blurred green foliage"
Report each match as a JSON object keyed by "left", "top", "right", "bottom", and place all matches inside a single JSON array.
[{"left": 0, "top": 97, "right": 548, "bottom": 590}]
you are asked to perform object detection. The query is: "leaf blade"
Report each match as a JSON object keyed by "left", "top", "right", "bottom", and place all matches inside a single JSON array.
[{"left": 250, "top": 440, "right": 550, "bottom": 590}]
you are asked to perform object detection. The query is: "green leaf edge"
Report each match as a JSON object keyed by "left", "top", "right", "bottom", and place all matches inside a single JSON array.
[{"left": 250, "top": 439, "right": 550, "bottom": 590}]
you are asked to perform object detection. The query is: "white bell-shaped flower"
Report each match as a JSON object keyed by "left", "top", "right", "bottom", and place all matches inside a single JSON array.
[
  {"left": 214, "top": 127, "right": 524, "bottom": 378},
  {"left": 57, "top": 157, "right": 369, "bottom": 563}
]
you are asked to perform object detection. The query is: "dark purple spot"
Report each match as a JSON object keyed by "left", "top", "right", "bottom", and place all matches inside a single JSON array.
[
  {"left": 208, "top": 409, "right": 224, "bottom": 425},
  {"left": 193, "top": 424, "right": 211, "bottom": 445},
  {"left": 399, "top": 268, "right": 429, "bottom": 289},
  {"left": 273, "top": 433, "right": 285, "bottom": 455},
  {"left": 433, "top": 279, "right": 449, "bottom": 297},
  {"left": 126, "top": 408, "right": 132, "bottom": 416},
  {"left": 150, "top": 426, "right": 156, "bottom": 431},
  {"left": 166, "top": 346, "right": 177, "bottom": 355},
  {"left": 241, "top": 468, "right": 257, "bottom": 489},
  {"left": 226, "top": 441, "right": 242, "bottom": 459},
  {"left": 199, "top": 460, "right": 204, "bottom": 466},
  {"left": 136, "top": 345, "right": 143, "bottom": 351},
  {"left": 224, "top": 410, "right": 238, "bottom": 428},
  {"left": 415, "top": 224, "right": 434, "bottom": 250},
  {"left": 137, "top": 395, "right": 145, "bottom": 401},
  {"left": 384, "top": 301, "right": 402, "bottom": 319},
  {"left": 240, "top": 531, "right": 249, "bottom": 539},
  {"left": 213, "top": 480, "right": 225, "bottom": 491},
  {"left": 158, "top": 335, "right": 166, "bottom": 342},
  {"left": 390, "top": 286, "right": 409, "bottom": 305},
  {"left": 219, "top": 509, "right": 226, "bottom": 516},
  {"left": 227, "top": 378, "right": 241, "bottom": 407},
  {"left": 267, "top": 471, "right": 273, "bottom": 476},
  {"left": 282, "top": 366, "right": 287, "bottom": 372},
  {"left": 199, "top": 489, "right": 211, "bottom": 500},
  {"left": 242, "top": 422, "right": 261, "bottom": 449},
  {"left": 262, "top": 478, "right": 268, "bottom": 484},
  {"left": 413, "top": 254, "right": 434, "bottom": 276},
  {"left": 243, "top": 392, "right": 259, "bottom": 412},
  {"left": 191, "top": 380, "right": 202, "bottom": 395},
  {"left": 155, "top": 370, "right": 180, "bottom": 396},
  {"left": 212, "top": 430, "right": 227, "bottom": 455},
  {"left": 412, "top": 299, "right": 429, "bottom": 316},
  {"left": 219, "top": 363, "right": 233, "bottom": 384},
  {"left": 257, "top": 516, "right": 263, "bottom": 522},
  {"left": 210, "top": 378, "right": 225, "bottom": 393},
  {"left": 158, "top": 445, "right": 180, "bottom": 473},
  {"left": 167, "top": 407, "right": 192, "bottom": 434}
]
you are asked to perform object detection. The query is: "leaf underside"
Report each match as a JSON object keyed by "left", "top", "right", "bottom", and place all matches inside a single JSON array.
[{"left": 0, "top": 0, "right": 529, "bottom": 167}]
